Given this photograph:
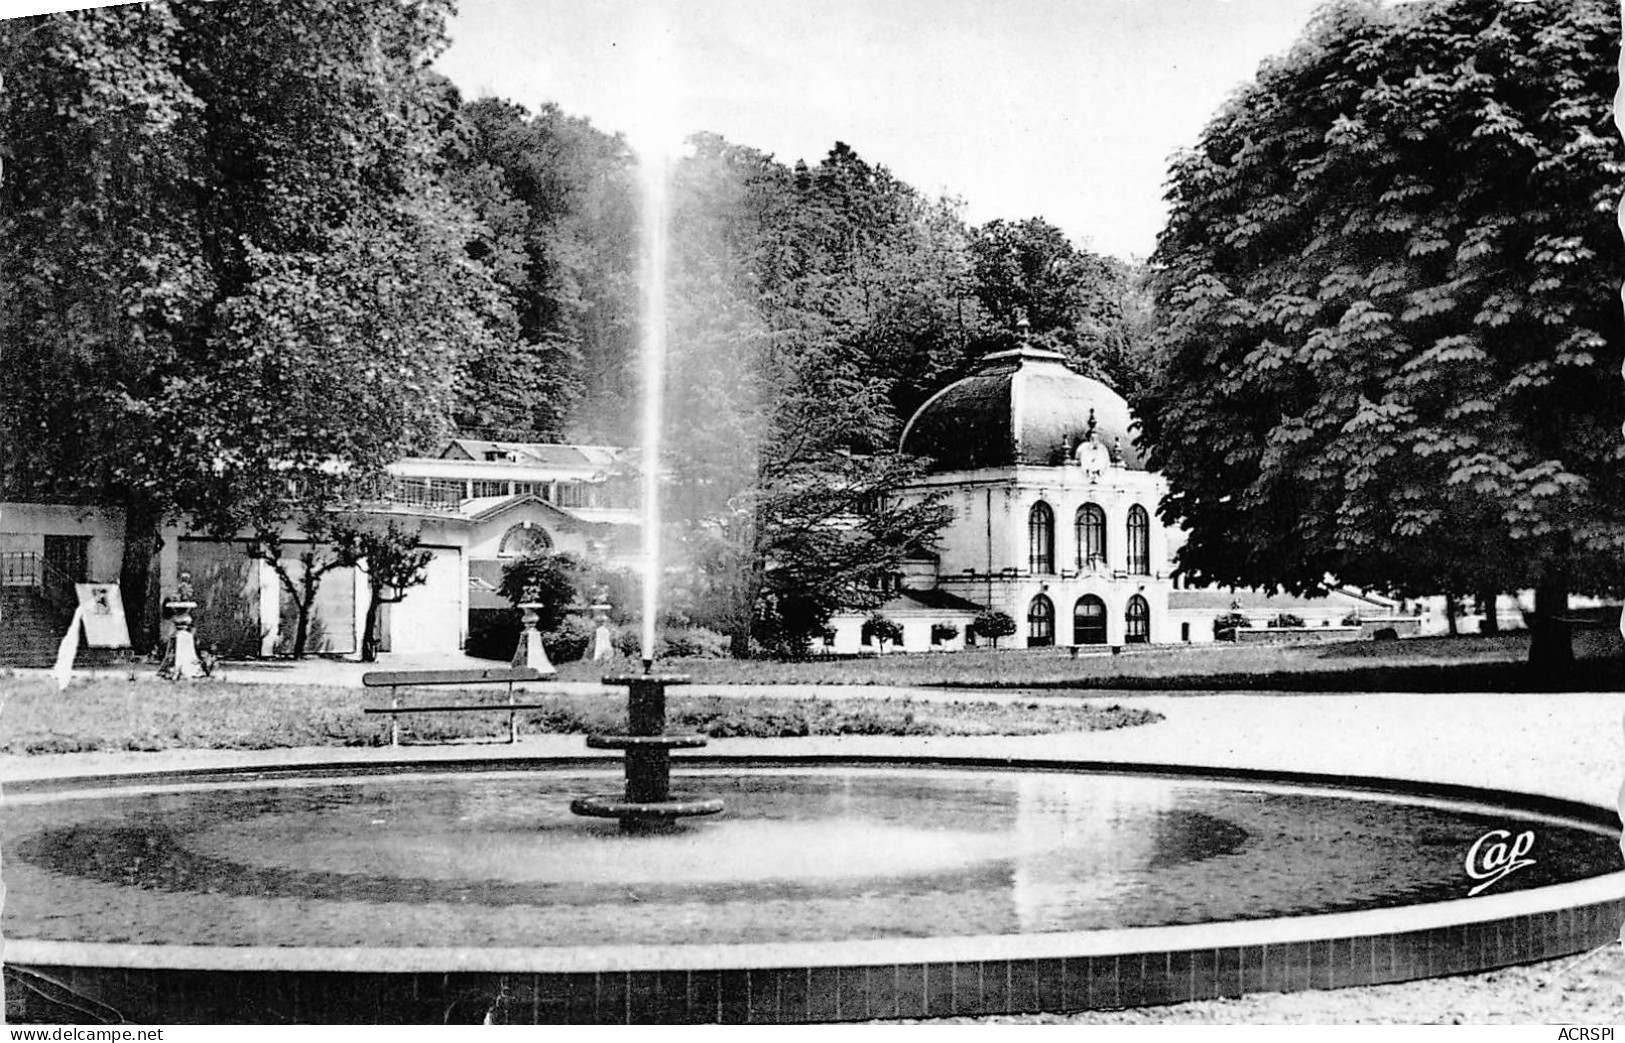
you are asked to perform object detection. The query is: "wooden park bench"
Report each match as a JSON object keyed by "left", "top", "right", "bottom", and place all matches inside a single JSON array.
[{"left": 362, "top": 666, "right": 550, "bottom": 747}]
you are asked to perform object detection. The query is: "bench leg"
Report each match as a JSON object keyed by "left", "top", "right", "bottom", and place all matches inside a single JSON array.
[
  {"left": 390, "top": 688, "right": 400, "bottom": 748},
  {"left": 507, "top": 682, "right": 518, "bottom": 744}
]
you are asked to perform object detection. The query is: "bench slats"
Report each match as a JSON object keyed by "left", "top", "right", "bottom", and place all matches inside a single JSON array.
[
  {"left": 361, "top": 666, "right": 549, "bottom": 746},
  {"left": 363, "top": 704, "right": 555, "bottom": 715},
  {"left": 362, "top": 667, "right": 543, "bottom": 688}
]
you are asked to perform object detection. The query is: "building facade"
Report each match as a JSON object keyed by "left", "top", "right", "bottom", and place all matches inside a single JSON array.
[
  {"left": 827, "top": 344, "right": 1174, "bottom": 652},
  {"left": 0, "top": 439, "right": 639, "bottom": 662}
]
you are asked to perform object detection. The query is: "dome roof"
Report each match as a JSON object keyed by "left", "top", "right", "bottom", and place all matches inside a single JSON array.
[{"left": 900, "top": 346, "right": 1144, "bottom": 472}]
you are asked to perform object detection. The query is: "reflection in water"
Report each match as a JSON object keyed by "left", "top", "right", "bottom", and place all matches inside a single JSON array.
[{"left": 2, "top": 768, "right": 1617, "bottom": 949}]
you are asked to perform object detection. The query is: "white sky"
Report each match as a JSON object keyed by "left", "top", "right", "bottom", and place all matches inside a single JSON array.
[
  {"left": 433, "top": 0, "right": 1336, "bottom": 261},
  {"left": 3, "top": 0, "right": 1338, "bottom": 260}
]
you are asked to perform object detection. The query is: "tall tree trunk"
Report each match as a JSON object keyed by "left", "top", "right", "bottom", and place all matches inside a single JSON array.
[
  {"left": 1477, "top": 590, "right": 1500, "bottom": 635},
  {"left": 292, "top": 606, "right": 311, "bottom": 659},
  {"left": 1443, "top": 592, "right": 1459, "bottom": 637},
  {"left": 119, "top": 495, "right": 165, "bottom": 654},
  {"left": 361, "top": 594, "right": 384, "bottom": 662},
  {"left": 1528, "top": 574, "right": 1574, "bottom": 672}
]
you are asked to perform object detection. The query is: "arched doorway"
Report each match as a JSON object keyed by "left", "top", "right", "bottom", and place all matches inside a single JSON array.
[
  {"left": 1126, "top": 594, "right": 1151, "bottom": 644},
  {"left": 1073, "top": 595, "right": 1107, "bottom": 645},
  {"left": 1027, "top": 594, "right": 1055, "bottom": 647}
]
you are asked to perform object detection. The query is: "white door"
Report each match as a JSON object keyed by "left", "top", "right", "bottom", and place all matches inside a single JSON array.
[{"left": 380, "top": 547, "right": 463, "bottom": 654}]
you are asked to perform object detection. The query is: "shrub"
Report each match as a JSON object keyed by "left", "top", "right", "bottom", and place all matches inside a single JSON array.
[
  {"left": 664, "top": 626, "right": 728, "bottom": 659},
  {"left": 1341, "top": 611, "right": 1363, "bottom": 626},
  {"left": 1212, "top": 611, "right": 1249, "bottom": 640},
  {"left": 498, "top": 552, "right": 585, "bottom": 632},
  {"left": 465, "top": 608, "right": 520, "bottom": 661},
  {"left": 971, "top": 610, "right": 1017, "bottom": 648},
  {"left": 543, "top": 616, "right": 595, "bottom": 663},
  {"left": 930, "top": 622, "right": 960, "bottom": 645},
  {"left": 1267, "top": 612, "right": 1306, "bottom": 629}
]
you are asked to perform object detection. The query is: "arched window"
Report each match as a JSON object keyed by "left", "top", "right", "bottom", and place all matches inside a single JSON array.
[
  {"left": 1028, "top": 594, "right": 1055, "bottom": 647},
  {"left": 1075, "top": 504, "right": 1106, "bottom": 570},
  {"left": 1028, "top": 501, "right": 1054, "bottom": 574},
  {"left": 1127, "top": 505, "right": 1150, "bottom": 575},
  {"left": 499, "top": 522, "right": 553, "bottom": 558},
  {"left": 1073, "top": 595, "right": 1107, "bottom": 645},
  {"left": 1126, "top": 594, "right": 1151, "bottom": 644}
]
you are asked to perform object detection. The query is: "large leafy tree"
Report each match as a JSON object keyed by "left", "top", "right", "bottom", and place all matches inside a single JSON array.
[
  {"left": 1, "top": 5, "right": 210, "bottom": 647},
  {"left": 0, "top": 1, "right": 511, "bottom": 647},
  {"left": 661, "top": 136, "right": 952, "bottom": 657},
  {"left": 1141, "top": 0, "right": 1625, "bottom": 668},
  {"left": 967, "top": 217, "right": 1151, "bottom": 398},
  {"left": 442, "top": 97, "right": 639, "bottom": 440}
]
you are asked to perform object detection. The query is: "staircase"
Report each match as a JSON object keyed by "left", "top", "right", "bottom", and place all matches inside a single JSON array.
[
  {"left": 0, "top": 587, "right": 64, "bottom": 667},
  {"left": 0, "top": 553, "right": 129, "bottom": 669}
]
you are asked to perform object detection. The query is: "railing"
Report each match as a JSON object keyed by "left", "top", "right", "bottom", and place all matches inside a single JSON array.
[
  {"left": 378, "top": 480, "right": 465, "bottom": 511},
  {"left": 1, "top": 551, "right": 42, "bottom": 587},
  {"left": 0, "top": 551, "right": 76, "bottom": 615}
]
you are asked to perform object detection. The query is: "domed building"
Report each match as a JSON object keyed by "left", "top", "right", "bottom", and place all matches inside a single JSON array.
[{"left": 822, "top": 343, "right": 1174, "bottom": 653}]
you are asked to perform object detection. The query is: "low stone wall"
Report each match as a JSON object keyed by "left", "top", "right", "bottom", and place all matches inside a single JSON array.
[
  {"left": 1357, "top": 617, "right": 1423, "bottom": 639},
  {"left": 1232, "top": 625, "right": 1360, "bottom": 645}
]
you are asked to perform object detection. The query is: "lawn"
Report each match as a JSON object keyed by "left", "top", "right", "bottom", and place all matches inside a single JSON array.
[
  {"left": 0, "top": 676, "right": 1159, "bottom": 755},
  {"left": 549, "top": 629, "right": 1625, "bottom": 691}
]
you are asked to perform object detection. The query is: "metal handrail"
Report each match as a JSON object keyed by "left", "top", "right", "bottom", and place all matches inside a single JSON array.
[
  {"left": 1, "top": 551, "right": 79, "bottom": 615},
  {"left": 1, "top": 551, "right": 42, "bottom": 587}
]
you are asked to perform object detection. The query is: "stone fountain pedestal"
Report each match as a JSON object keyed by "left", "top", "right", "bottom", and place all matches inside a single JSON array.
[
  {"left": 571, "top": 674, "right": 724, "bottom": 832},
  {"left": 510, "top": 602, "right": 556, "bottom": 675},
  {"left": 158, "top": 600, "right": 205, "bottom": 681}
]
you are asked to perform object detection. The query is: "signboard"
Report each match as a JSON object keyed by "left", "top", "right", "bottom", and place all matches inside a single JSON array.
[{"left": 75, "top": 583, "right": 130, "bottom": 648}]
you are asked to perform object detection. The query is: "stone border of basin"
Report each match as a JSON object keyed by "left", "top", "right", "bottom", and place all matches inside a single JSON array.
[{"left": 5, "top": 755, "right": 1622, "bottom": 1025}]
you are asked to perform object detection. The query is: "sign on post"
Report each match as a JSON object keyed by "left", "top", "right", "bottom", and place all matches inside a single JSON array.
[{"left": 75, "top": 583, "right": 131, "bottom": 648}]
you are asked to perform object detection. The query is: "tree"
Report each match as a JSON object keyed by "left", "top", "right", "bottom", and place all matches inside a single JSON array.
[
  {"left": 972, "top": 610, "right": 1017, "bottom": 649},
  {"left": 0, "top": 4, "right": 210, "bottom": 649},
  {"left": 1141, "top": 0, "right": 1624, "bottom": 670},
  {"left": 498, "top": 551, "right": 585, "bottom": 632},
  {"left": 441, "top": 97, "right": 638, "bottom": 440},
  {"left": 336, "top": 521, "right": 434, "bottom": 662},
  {"left": 967, "top": 218, "right": 1150, "bottom": 396},
  {"left": 246, "top": 517, "right": 351, "bottom": 659},
  {"left": 660, "top": 136, "right": 953, "bottom": 658},
  {"left": 861, "top": 613, "right": 904, "bottom": 653},
  {"left": 0, "top": 0, "right": 510, "bottom": 648}
]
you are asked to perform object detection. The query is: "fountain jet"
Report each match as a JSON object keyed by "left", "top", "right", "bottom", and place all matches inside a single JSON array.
[{"left": 571, "top": 24, "right": 721, "bottom": 832}]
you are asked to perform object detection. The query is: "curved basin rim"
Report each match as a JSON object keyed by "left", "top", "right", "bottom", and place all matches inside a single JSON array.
[{"left": 4, "top": 753, "right": 1622, "bottom": 975}]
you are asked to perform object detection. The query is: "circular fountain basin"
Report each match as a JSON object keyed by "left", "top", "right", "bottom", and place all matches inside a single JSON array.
[{"left": 3, "top": 756, "right": 1621, "bottom": 1024}]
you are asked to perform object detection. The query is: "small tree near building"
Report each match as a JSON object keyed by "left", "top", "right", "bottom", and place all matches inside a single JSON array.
[
  {"left": 861, "top": 613, "right": 904, "bottom": 653},
  {"left": 335, "top": 521, "right": 434, "bottom": 662},
  {"left": 247, "top": 518, "right": 351, "bottom": 660},
  {"left": 972, "top": 610, "right": 1017, "bottom": 649}
]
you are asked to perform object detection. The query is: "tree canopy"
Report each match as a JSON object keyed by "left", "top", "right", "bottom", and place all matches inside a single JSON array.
[
  {"left": 0, "top": 0, "right": 509, "bottom": 644},
  {"left": 1140, "top": 0, "right": 1625, "bottom": 666}
]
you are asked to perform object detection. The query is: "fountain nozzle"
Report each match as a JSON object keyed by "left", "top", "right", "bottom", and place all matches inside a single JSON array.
[{"left": 642, "top": 657, "right": 653, "bottom": 675}]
